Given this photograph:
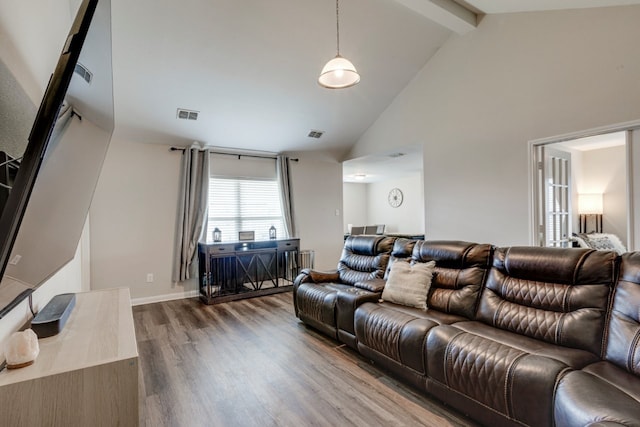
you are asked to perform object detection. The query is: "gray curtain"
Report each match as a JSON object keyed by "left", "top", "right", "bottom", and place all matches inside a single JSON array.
[
  {"left": 173, "top": 144, "right": 210, "bottom": 282},
  {"left": 276, "top": 155, "right": 296, "bottom": 237}
]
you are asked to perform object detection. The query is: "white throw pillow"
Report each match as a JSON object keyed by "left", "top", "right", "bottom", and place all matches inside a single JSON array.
[
  {"left": 381, "top": 259, "right": 436, "bottom": 310},
  {"left": 585, "top": 233, "right": 627, "bottom": 255}
]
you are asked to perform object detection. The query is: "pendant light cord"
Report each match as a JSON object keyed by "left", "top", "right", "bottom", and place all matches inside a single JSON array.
[{"left": 336, "top": 0, "right": 340, "bottom": 55}]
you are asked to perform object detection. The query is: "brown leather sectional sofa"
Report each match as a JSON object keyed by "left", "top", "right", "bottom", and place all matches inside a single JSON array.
[{"left": 293, "top": 235, "right": 640, "bottom": 427}]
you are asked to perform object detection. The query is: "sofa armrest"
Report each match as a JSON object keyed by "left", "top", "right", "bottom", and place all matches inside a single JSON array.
[
  {"left": 354, "top": 278, "right": 386, "bottom": 293},
  {"left": 293, "top": 269, "right": 340, "bottom": 288},
  {"left": 306, "top": 269, "right": 340, "bottom": 283},
  {"left": 336, "top": 288, "right": 382, "bottom": 338},
  {"left": 292, "top": 269, "right": 340, "bottom": 318}
]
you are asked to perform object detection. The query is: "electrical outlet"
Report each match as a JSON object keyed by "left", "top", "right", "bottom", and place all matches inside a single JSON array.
[{"left": 146, "top": 273, "right": 154, "bottom": 283}]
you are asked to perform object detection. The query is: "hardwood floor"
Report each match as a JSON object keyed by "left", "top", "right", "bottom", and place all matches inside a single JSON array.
[{"left": 133, "top": 292, "right": 477, "bottom": 427}]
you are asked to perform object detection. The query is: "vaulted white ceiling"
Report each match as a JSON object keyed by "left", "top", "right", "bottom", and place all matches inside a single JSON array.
[
  {"left": 109, "top": 0, "right": 640, "bottom": 155},
  {"left": 462, "top": 0, "right": 640, "bottom": 14}
]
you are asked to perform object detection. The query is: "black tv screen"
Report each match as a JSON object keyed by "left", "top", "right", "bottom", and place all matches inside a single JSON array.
[{"left": 0, "top": 0, "right": 113, "bottom": 316}]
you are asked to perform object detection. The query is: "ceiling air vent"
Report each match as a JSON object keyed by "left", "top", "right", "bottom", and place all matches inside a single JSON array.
[
  {"left": 74, "top": 62, "right": 92, "bottom": 84},
  {"left": 308, "top": 130, "right": 324, "bottom": 139},
  {"left": 177, "top": 108, "right": 199, "bottom": 120}
]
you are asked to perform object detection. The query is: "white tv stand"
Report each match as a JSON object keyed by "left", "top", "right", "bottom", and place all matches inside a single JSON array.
[{"left": 0, "top": 288, "right": 139, "bottom": 426}]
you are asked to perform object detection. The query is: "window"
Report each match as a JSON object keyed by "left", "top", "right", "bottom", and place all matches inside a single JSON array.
[{"left": 206, "top": 177, "right": 285, "bottom": 242}]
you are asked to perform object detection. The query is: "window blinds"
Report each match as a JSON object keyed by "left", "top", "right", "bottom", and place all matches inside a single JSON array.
[{"left": 206, "top": 177, "right": 284, "bottom": 242}]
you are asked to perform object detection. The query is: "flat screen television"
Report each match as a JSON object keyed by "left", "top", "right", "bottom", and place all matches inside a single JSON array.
[{"left": 0, "top": 0, "right": 113, "bottom": 317}]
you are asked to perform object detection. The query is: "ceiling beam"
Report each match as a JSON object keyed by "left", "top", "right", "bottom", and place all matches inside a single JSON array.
[{"left": 394, "top": 0, "right": 478, "bottom": 34}]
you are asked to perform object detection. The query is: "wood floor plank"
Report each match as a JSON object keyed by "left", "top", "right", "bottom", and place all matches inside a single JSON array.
[{"left": 134, "top": 292, "right": 477, "bottom": 427}]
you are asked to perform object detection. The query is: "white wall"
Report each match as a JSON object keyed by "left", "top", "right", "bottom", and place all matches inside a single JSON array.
[
  {"left": 343, "top": 183, "right": 368, "bottom": 233},
  {"left": 288, "top": 151, "right": 345, "bottom": 270},
  {"left": 0, "top": 0, "right": 75, "bottom": 105},
  {"left": 90, "top": 135, "right": 188, "bottom": 303},
  {"left": 366, "top": 175, "right": 424, "bottom": 234},
  {"left": 0, "top": 222, "right": 89, "bottom": 359},
  {"left": 349, "top": 6, "right": 640, "bottom": 246},
  {"left": 344, "top": 175, "right": 424, "bottom": 234},
  {"left": 580, "top": 146, "right": 627, "bottom": 245},
  {"left": 90, "top": 138, "right": 345, "bottom": 303}
]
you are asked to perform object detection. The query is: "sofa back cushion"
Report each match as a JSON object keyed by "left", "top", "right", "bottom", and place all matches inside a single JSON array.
[
  {"left": 337, "top": 236, "right": 395, "bottom": 285},
  {"left": 382, "top": 238, "right": 417, "bottom": 278},
  {"left": 391, "top": 238, "right": 417, "bottom": 260},
  {"left": 409, "top": 240, "right": 493, "bottom": 319},
  {"left": 605, "top": 252, "right": 640, "bottom": 376},
  {"left": 477, "top": 246, "right": 616, "bottom": 355}
]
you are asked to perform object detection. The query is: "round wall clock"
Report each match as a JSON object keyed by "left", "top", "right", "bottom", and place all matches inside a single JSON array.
[{"left": 388, "top": 188, "right": 403, "bottom": 208}]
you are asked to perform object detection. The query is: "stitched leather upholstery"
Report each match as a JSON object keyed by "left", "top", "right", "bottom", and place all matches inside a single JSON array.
[
  {"left": 605, "top": 252, "right": 640, "bottom": 374},
  {"left": 448, "top": 320, "right": 600, "bottom": 368},
  {"left": 554, "top": 252, "right": 640, "bottom": 427},
  {"left": 296, "top": 240, "right": 640, "bottom": 426},
  {"left": 354, "top": 241, "right": 492, "bottom": 388},
  {"left": 427, "top": 324, "right": 569, "bottom": 427},
  {"left": 477, "top": 246, "right": 616, "bottom": 355},
  {"left": 294, "top": 235, "right": 395, "bottom": 342},
  {"left": 383, "top": 238, "right": 417, "bottom": 277},
  {"left": 414, "top": 240, "right": 493, "bottom": 319},
  {"left": 426, "top": 247, "right": 616, "bottom": 425},
  {"left": 337, "top": 236, "right": 395, "bottom": 285},
  {"left": 426, "top": 246, "right": 618, "bottom": 426}
]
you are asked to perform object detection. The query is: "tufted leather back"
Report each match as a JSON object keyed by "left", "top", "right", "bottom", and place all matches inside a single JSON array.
[
  {"left": 337, "top": 236, "right": 395, "bottom": 285},
  {"left": 604, "top": 252, "right": 640, "bottom": 376},
  {"left": 408, "top": 241, "right": 493, "bottom": 319},
  {"left": 384, "top": 238, "right": 417, "bottom": 269},
  {"left": 477, "top": 246, "right": 617, "bottom": 355}
]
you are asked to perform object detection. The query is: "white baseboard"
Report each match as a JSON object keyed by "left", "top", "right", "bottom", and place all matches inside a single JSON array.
[{"left": 131, "top": 289, "right": 199, "bottom": 306}]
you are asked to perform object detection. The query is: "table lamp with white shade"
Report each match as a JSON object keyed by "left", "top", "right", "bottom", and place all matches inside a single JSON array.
[{"left": 578, "top": 193, "right": 603, "bottom": 233}]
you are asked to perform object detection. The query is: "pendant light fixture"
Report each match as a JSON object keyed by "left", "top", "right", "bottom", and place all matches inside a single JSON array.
[{"left": 318, "top": 0, "right": 360, "bottom": 89}]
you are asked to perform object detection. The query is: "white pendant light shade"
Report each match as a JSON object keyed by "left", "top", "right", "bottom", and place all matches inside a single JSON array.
[
  {"left": 319, "top": 0, "right": 360, "bottom": 89},
  {"left": 318, "top": 55, "right": 360, "bottom": 89}
]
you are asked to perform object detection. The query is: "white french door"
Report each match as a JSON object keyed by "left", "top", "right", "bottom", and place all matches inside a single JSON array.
[
  {"left": 534, "top": 146, "right": 572, "bottom": 247},
  {"left": 627, "top": 128, "right": 640, "bottom": 251},
  {"left": 531, "top": 120, "right": 640, "bottom": 250}
]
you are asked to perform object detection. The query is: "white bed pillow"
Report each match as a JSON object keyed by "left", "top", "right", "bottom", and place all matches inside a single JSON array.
[{"left": 381, "top": 259, "right": 436, "bottom": 310}]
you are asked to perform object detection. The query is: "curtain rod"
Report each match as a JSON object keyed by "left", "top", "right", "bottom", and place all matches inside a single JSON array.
[{"left": 169, "top": 147, "right": 298, "bottom": 162}]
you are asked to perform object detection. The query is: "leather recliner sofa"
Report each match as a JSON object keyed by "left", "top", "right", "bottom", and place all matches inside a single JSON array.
[
  {"left": 293, "top": 236, "right": 640, "bottom": 426},
  {"left": 293, "top": 235, "right": 395, "bottom": 341}
]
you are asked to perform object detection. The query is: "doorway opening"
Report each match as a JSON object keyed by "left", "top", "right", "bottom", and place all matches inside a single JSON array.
[
  {"left": 342, "top": 145, "right": 424, "bottom": 237},
  {"left": 530, "top": 122, "right": 640, "bottom": 251}
]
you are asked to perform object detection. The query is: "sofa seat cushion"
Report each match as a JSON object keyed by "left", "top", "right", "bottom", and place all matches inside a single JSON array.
[
  {"left": 319, "top": 282, "right": 357, "bottom": 293},
  {"left": 451, "top": 320, "right": 599, "bottom": 369},
  {"left": 583, "top": 361, "right": 640, "bottom": 399},
  {"left": 554, "top": 366, "right": 640, "bottom": 427},
  {"left": 426, "top": 324, "right": 569, "bottom": 427},
  {"left": 354, "top": 302, "right": 467, "bottom": 375},
  {"left": 375, "top": 301, "right": 468, "bottom": 325}
]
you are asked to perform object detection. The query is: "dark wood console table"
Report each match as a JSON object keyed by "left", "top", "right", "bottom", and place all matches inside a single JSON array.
[{"left": 198, "top": 238, "right": 300, "bottom": 304}]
